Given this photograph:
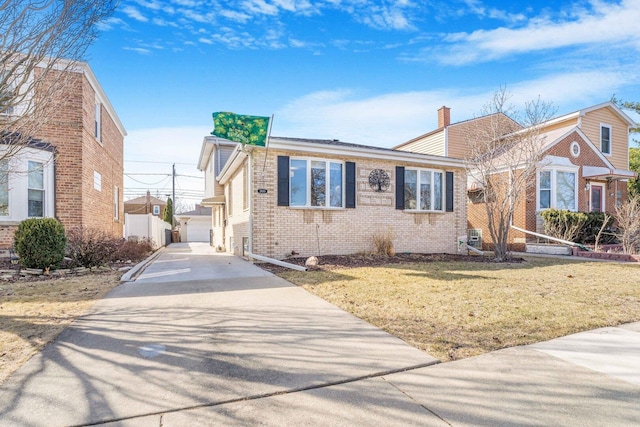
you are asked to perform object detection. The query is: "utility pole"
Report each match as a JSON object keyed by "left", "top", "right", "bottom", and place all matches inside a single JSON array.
[{"left": 172, "top": 163, "right": 176, "bottom": 227}]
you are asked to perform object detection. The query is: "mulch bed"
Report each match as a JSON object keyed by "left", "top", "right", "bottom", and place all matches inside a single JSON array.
[{"left": 258, "top": 252, "right": 524, "bottom": 273}]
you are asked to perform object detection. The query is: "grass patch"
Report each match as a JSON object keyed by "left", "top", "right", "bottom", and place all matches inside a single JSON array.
[
  {"left": 276, "top": 257, "right": 640, "bottom": 361},
  {"left": 0, "top": 272, "right": 122, "bottom": 384}
]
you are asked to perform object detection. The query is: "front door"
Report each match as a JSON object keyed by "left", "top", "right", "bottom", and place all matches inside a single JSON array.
[{"left": 590, "top": 184, "right": 604, "bottom": 212}]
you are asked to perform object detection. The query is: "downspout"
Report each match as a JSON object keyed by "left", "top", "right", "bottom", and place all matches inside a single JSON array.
[
  {"left": 246, "top": 146, "right": 306, "bottom": 272},
  {"left": 510, "top": 223, "right": 591, "bottom": 251}
]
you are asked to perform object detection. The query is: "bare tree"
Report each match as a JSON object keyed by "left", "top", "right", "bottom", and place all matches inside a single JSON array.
[
  {"left": 0, "top": 0, "right": 117, "bottom": 162},
  {"left": 465, "top": 88, "right": 555, "bottom": 261},
  {"left": 614, "top": 194, "right": 640, "bottom": 254}
]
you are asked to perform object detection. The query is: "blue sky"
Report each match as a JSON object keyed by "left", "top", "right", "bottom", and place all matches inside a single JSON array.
[{"left": 85, "top": 0, "right": 640, "bottom": 205}]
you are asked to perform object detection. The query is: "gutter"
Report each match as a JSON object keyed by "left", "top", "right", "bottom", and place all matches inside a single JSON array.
[{"left": 510, "top": 224, "right": 590, "bottom": 252}]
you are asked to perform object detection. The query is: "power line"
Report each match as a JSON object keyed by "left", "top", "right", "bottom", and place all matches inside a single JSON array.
[{"left": 124, "top": 160, "right": 197, "bottom": 166}]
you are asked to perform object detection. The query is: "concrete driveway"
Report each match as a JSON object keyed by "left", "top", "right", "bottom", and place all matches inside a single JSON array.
[
  {"left": 1, "top": 242, "right": 639, "bottom": 426},
  {"left": 0, "top": 243, "right": 439, "bottom": 426}
]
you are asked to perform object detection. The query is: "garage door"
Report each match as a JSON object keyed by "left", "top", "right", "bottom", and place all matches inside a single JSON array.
[{"left": 185, "top": 219, "right": 211, "bottom": 242}]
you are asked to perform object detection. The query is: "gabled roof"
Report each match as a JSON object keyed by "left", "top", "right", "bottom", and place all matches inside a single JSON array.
[
  {"left": 175, "top": 205, "right": 212, "bottom": 217},
  {"left": 393, "top": 112, "right": 522, "bottom": 150},
  {"left": 540, "top": 101, "right": 637, "bottom": 129},
  {"left": 124, "top": 195, "right": 166, "bottom": 205},
  {"left": 197, "top": 136, "right": 238, "bottom": 171}
]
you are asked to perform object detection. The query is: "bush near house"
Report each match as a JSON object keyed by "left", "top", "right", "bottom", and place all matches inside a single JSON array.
[
  {"left": 66, "top": 228, "right": 154, "bottom": 268},
  {"left": 66, "top": 228, "right": 121, "bottom": 268},
  {"left": 14, "top": 218, "right": 67, "bottom": 270},
  {"left": 541, "top": 209, "right": 618, "bottom": 245},
  {"left": 112, "top": 238, "right": 153, "bottom": 263},
  {"left": 577, "top": 212, "right": 617, "bottom": 245}
]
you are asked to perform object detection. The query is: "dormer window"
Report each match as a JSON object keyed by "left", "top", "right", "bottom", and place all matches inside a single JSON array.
[{"left": 600, "top": 124, "right": 611, "bottom": 155}]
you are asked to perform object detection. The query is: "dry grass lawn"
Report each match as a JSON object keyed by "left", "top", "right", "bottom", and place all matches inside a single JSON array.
[
  {"left": 276, "top": 256, "right": 640, "bottom": 362},
  {"left": 0, "top": 271, "right": 122, "bottom": 384}
]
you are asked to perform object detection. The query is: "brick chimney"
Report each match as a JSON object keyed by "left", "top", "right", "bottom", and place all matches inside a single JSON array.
[{"left": 438, "top": 106, "right": 451, "bottom": 128}]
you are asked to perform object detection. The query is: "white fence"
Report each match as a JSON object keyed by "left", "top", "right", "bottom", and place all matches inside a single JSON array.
[{"left": 124, "top": 213, "right": 172, "bottom": 249}]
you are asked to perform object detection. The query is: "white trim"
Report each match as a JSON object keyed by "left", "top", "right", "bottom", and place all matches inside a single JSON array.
[
  {"left": 537, "top": 165, "right": 580, "bottom": 212},
  {"left": 94, "top": 171, "right": 102, "bottom": 191},
  {"left": 542, "top": 127, "right": 616, "bottom": 170},
  {"left": 0, "top": 147, "right": 55, "bottom": 221},
  {"left": 267, "top": 138, "right": 465, "bottom": 168},
  {"left": 403, "top": 167, "right": 445, "bottom": 212},
  {"left": 114, "top": 185, "right": 119, "bottom": 220},
  {"left": 289, "top": 156, "right": 346, "bottom": 209},
  {"left": 600, "top": 123, "right": 612, "bottom": 156},
  {"left": 570, "top": 141, "right": 580, "bottom": 157}
]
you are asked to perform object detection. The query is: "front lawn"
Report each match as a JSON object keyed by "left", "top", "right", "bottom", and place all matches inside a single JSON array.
[
  {"left": 273, "top": 255, "right": 640, "bottom": 361},
  {"left": 0, "top": 272, "right": 122, "bottom": 384}
]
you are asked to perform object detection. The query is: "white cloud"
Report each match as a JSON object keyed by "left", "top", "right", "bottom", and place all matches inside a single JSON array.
[
  {"left": 220, "top": 9, "right": 252, "bottom": 23},
  {"left": 123, "top": 46, "right": 153, "bottom": 55},
  {"left": 242, "top": 0, "right": 279, "bottom": 16},
  {"left": 96, "top": 17, "right": 127, "bottom": 31},
  {"left": 432, "top": 0, "right": 640, "bottom": 65},
  {"left": 122, "top": 6, "right": 149, "bottom": 22},
  {"left": 272, "top": 68, "right": 638, "bottom": 148}
]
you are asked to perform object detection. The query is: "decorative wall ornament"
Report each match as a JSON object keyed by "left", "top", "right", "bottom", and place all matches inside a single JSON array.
[{"left": 369, "top": 169, "right": 390, "bottom": 192}]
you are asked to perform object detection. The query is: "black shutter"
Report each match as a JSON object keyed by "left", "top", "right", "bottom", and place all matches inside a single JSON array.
[
  {"left": 277, "top": 156, "right": 289, "bottom": 206},
  {"left": 446, "top": 171, "right": 454, "bottom": 212},
  {"left": 345, "top": 161, "right": 356, "bottom": 208},
  {"left": 395, "top": 166, "right": 405, "bottom": 210}
]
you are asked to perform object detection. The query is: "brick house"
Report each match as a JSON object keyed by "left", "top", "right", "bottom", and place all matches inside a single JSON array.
[
  {"left": 396, "top": 102, "right": 637, "bottom": 251},
  {"left": 0, "top": 60, "right": 125, "bottom": 248},
  {"left": 124, "top": 191, "right": 167, "bottom": 217},
  {"left": 198, "top": 136, "right": 467, "bottom": 260}
]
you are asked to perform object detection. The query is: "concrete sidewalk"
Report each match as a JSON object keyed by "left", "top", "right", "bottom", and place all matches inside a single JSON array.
[{"left": 1, "top": 243, "right": 638, "bottom": 426}]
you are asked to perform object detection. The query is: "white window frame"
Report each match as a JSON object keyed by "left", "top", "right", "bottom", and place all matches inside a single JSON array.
[
  {"left": 27, "top": 161, "right": 45, "bottom": 218},
  {"left": 404, "top": 167, "right": 445, "bottom": 212},
  {"left": 537, "top": 167, "right": 579, "bottom": 211},
  {"left": 289, "top": 157, "right": 345, "bottom": 209},
  {"left": 0, "top": 72, "right": 15, "bottom": 116},
  {"left": 94, "top": 171, "right": 102, "bottom": 191},
  {"left": 95, "top": 101, "right": 102, "bottom": 143},
  {"left": 0, "top": 160, "right": 8, "bottom": 216},
  {"left": 0, "top": 148, "right": 54, "bottom": 222},
  {"left": 600, "top": 124, "right": 611, "bottom": 156},
  {"left": 153, "top": 205, "right": 160, "bottom": 215},
  {"left": 114, "top": 186, "right": 119, "bottom": 220},
  {"left": 570, "top": 141, "right": 580, "bottom": 157}
]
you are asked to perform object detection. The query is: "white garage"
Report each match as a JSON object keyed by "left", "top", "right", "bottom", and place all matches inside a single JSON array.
[{"left": 175, "top": 205, "right": 212, "bottom": 242}]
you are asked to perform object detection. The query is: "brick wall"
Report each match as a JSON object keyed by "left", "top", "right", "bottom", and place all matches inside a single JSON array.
[
  {"left": 0, "top": 65, "right": 125, "bottom": 248},
  {"left": 250, "top": 149, "right": 467, "bottom": 259},
  {"left": 467, "top": 130, "right": 629, "bottom": 252}
]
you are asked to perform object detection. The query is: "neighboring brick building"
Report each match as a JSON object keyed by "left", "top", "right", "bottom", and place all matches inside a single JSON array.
[
  {"left": 198, "top": 137, "right": 467, "bottom": 259},
  {"left": 0, "top": 60, "right": 125, "bottom": 248},
  {"left": 124, "top": 191, "right": 167, "bottom": 217},
  {"left": 397, "top": 102, "right": 637, "bottom": 251}
]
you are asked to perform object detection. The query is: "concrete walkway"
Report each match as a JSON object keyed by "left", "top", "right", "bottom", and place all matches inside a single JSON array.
[{"left": 1, "top": 243, "right": 638, "bottom": 426}]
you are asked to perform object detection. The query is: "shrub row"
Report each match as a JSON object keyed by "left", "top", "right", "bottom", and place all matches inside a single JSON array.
[
  {"left": 14, "top": 219, "right": 153, "bottom": 270},
  {"left": 540, "top": 209, "right": 617, "bottom": 245}
]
